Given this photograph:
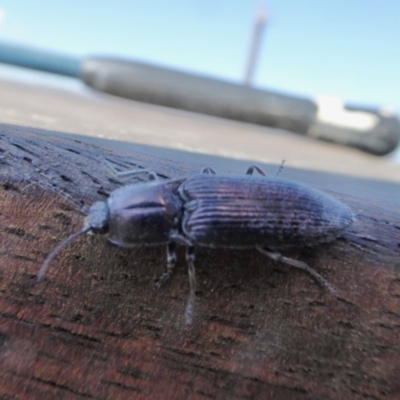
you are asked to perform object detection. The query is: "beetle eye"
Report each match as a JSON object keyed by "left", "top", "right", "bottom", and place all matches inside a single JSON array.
[{"left": 85, "top": 201, "right": 109, "bottom": 233}]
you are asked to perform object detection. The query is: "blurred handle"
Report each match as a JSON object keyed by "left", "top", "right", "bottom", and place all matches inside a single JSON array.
[{"left": 81, "top": 57, "right": 317, "bottom": 135}]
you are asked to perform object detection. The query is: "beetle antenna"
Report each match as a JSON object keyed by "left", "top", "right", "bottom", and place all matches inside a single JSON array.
[
  {"left": 37, "top": 226, "right": 92, "bottom": 282},
  {"left": 104, "top": 159, "right": 159, "bottom": 181},
  {"left": 274, "top": 159, "right": 285, "bottom": 178},
  {"left": 22, "top": 179, "right": 87, "bottom": 215}
]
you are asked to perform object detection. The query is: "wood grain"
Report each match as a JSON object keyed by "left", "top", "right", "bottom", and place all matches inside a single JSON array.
[{"left": 0, "top": 126, "right": 399, "bottom": 399}]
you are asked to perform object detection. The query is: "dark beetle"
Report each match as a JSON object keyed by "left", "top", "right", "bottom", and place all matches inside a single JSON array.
[{"left": 38, "top": 165, "right": 354, "bottom": 324}]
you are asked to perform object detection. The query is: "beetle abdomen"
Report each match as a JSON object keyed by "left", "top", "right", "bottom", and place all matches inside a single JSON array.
[{"left": 179, "top": 174, "right": 353, "bottom": 249}]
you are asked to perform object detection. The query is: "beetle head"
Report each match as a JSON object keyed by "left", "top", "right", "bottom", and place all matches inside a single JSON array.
[{"left": 84, "top": 201, "right": 110, "bottom": 234}]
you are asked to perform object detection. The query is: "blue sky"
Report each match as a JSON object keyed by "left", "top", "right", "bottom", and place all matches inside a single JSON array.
[{"left": 0, "top": 0, "right": 399, "bottom": 111}]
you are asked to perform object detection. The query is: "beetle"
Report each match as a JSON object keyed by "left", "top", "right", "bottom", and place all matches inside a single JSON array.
[{"left": 38, "top": 165, "right": 354, "bottom": 325}]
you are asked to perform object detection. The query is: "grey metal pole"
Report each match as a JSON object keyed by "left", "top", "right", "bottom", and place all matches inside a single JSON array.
[{"left": 244, "top": 6, "right": 268, "bottom": 86}]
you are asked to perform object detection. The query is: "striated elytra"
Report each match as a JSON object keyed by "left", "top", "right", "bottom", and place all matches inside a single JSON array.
[{"left": 38, "top": 165, "right": 354, "bottom": 325}]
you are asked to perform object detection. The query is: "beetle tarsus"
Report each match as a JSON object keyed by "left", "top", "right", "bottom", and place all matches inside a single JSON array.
[
  {"left": 257, "top": 247, "right": 338, "bottom": 296},
  {"left": 155, "top": 271, "right": 172, "bottom": 288},
  {"left": 274, "top": 160, "right": 286, "bottom": 178},
  {"left": 185, "top": 246, "right": 197, "bottom": 325},
  {"left": 117, "top": 169, "right": 158, "bottom": 181}
]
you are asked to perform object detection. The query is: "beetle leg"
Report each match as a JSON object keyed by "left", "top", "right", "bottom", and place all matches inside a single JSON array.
[
  {"left": 116, "top": 169, "right": 158, "bottom": 181},
  {"left": 201, "top": 167, "right": 217, "bottom": 174},
  {"left": 257, "top": 247, "right": 337, "bottom": 296},
  {"left": 156, "top": 243, "right": 177, "bottom": 288},
  {"left": 104, "top": 160, "right": 159, "bottom": 181},
  {"left": 245, "top": 161, "right": 285, "bottom": 177},
  {"left": 185, "top": 246, "right": 197, "bottom": 325},
  {"left": 169, "top": 231, "right": 193, "bottom": 246},
  {"left": 246, "top": 165, "right": 267, "bottom": 176}
]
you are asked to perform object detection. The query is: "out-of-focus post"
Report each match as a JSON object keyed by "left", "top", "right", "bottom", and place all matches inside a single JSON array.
[{"left": 244, "top": 5, "right": 268, "bottom": 86}]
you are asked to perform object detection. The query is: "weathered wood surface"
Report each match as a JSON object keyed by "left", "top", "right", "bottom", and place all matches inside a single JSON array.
[{"left": 0, "top": 125, "right": 400, "bottom": 400}]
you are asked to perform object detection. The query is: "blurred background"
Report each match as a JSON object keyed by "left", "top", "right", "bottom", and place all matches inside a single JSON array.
[
  {"left": 0, "top": 0, "right": 398, "bottom": 105},
  {"left": 0, "top": 0, "right": 399, "bottom": 180}
]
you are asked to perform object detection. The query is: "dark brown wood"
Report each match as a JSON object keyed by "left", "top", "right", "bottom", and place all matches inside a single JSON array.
[{"left": 0, "top": 126, "right": 399, "bottom": 400}]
